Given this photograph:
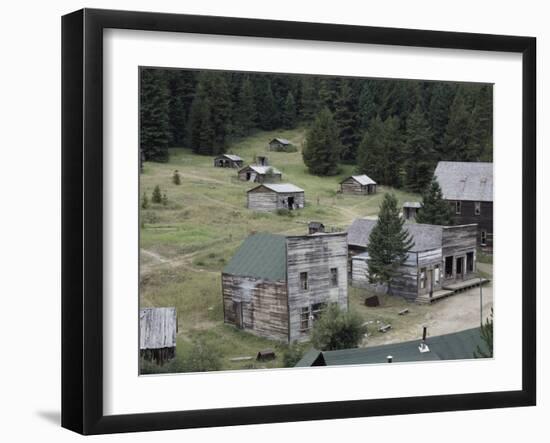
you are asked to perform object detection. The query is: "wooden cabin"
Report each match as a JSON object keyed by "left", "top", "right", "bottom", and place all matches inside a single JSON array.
[
  {"left": 434, "top": 161, "right": 493, "bottom": 249},
  {"left": 247, "top": 183, "right": 305, "bottom": 212},
  {"left": 403, "top": 202, "right": 422, "bottom": 220},
  {"left": 222, "top": 232, "right": 348, "bottom": 343},
  {"left": 238, "top": 165, "right": 282, "bottom": 183},
  {"left": 139, "top": 307, "right": 177, "bottom": 365},
  {"left": 256, "top": 155, "right": 268, "bottom": 166},
  {"left": 268, "top": 138, "right": 293, "bottom": 151},
  {"left": 213, "top": 154, "right": 244, "bottom": 168},
  {"left": 340, "top": 175, "right": 377, "bottom": 195},
  {"left": 347, "top": 219, "right": 481, "bottom": 303},
  {"left": 308, "top": 221, "right": 325, "bottom": 234}
]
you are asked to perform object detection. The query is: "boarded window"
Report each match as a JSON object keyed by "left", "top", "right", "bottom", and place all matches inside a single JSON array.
[
  {"left": 419, "top": 268, "right": 427, "bottom": 289},
  {"left": 481, "top": 230, "right": 487, "bottom": 246},
  {"left": 311, "top": 303, "right": 327, "bottom": 320},
  {"left": 467, "top": 251, "right": 474, "bottom": 272},
  {"left": 455, "top": 201, "right": 462, "bottom": 215},
  {"left": 475, "top": 201, "right": 481, "bottom": 215},
  {"left": 300, "top": 272, "right": 308, "bottom": 290},
  {"left": 330, "top": 268, "right": 338, "bottom": 286},
  {"left": 434, "top": 265, "right": 440, "bottom": 284},
  {"left": 300, "top": 307, "right": 310, "bottom": 332}
]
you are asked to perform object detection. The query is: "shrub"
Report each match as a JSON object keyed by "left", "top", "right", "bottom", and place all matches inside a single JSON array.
[
  {"left": 283, "top": 343, "right": 305, "bottom": 367},
  {"left": 152, "top": 185, "right": 162, "bottom": 204},
  {"left": 141, "top": 192, "right": 149, "bottom": 209},
  {"left": 172, "top": 169, "right": 181, "bottom": 185},
  {"left": 310, "top": 304, "right": 367, "bottom": 351},
  {"left": 180, "top": 339, "right": 222, "bottom": 372},
  {"left": 162, "top": 192, "right": 168, "bottom": 206}
]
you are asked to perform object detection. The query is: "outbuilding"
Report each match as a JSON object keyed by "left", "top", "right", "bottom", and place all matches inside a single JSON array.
[
  {"left": 403, "top": 201, "right": 422, "bottom": 220},
  {"left": 340, "top": 175, "right": 377, "bottom": 195},
  {"left": 213, "top": 154, "right": 244, "bottom": 168},
  {"left": 247, "top": 183, "right": 305, "bottom": 212},
  {"left": 238, "top": 165, "right": 282, "bottom": 183},
  {"left": 139, "top": 307, "right": 177, "bottom": 365},
  {"left": 268, "top": 138, "right": 294, "bottom": 151}
]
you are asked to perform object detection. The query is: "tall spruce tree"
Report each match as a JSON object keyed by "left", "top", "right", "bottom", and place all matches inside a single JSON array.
[
  {"left": 358, "top": 80, "right": 377, "bottom": 130},
  {"left": 334, "top": 80, "right": 360, "bottom": 162},
  {"left": 140, "top": 69, "right": 170, "bottom": 161},
  {"left": 188, "top": 96, "right": 215, "bottom": 155},
  {"left": 416, "top": 177, "right": 453, "bottom": 225},
  {"left": 234, "top": 77, "right": 257, "bottom": 136},
  {"left": 382, "top": 116, "right": 404, "bottom": 188},
  {"left": 256, "top": 79, "right": 277, "bottom": 130},
  {"left": 299, "top": 76, "right": 320, "bottom": 121},
  {"left": 281, "top": 91, "right": 297, "bottom": 129},
  {"left": 442, "top": 87, "right": 472, "bottom": 161},
  {"left": 366, "top": 193, "right": 415, "bottom": 294},
  {"left": 302, "top": 108, "right": 341, "bottom": 176},
  {"left": 404, "top": 105, "right": 434, "bottom": 193},
  {"left": 428, "top": 82, "right": 456, "bottom": 156},
  {"left": 356, "top": 116, "right": 386, "bottom": 182}
]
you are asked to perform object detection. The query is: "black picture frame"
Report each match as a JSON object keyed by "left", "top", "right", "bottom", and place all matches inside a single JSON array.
[{"left": 61, "top": 8, "right": 536, "bottom": 435}]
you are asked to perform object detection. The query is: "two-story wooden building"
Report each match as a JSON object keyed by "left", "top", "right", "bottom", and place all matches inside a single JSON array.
[
  {"left": 434, "top": 161, "right": 493, "bottom": 249},
  {"left": 347, "top": 218, "right": 482, "bottom": 303},
  {"left": 222, "top": 232, "right": 348, "bottom": 343}
]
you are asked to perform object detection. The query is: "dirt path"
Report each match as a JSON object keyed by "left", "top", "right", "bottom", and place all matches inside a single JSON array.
[{"left": 140, "top": 248, "right": 218, "bottom": 276}]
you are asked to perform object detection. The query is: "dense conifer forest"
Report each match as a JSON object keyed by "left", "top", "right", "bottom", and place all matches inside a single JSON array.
[{"left": 140, "top": 68, "right": 492, "bottom": 191}]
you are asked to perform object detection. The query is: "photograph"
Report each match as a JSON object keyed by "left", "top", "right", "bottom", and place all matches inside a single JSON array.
[{"left": 138, "top": 68, "right": 494, "bottom": 374}]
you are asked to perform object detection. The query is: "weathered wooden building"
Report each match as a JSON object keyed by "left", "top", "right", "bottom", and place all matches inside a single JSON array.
[
  {"left": 247, "top": 183, "right": 305, "bottom": 211},
  {"left": 403, "top": 201, "right": 422, "bottom": 220},
  {"left": 238, "top": 165, "right": 282, "bottom": 183},
  {"left": 347, "top": 219, "right": 482, "bottom": 303},
  {"left": 434, "top": 161, "right": 493, "bottom": 248},
  {"left": 340, "top": 175, "right": 377, "bottom": 195},
  {"left": 139, "top": 307, "right": 177, "bottom": 365},
  {"left": 222, "top": 232, "right": 348, "bottom": 342},
  {"left": 213, "top": 154, "right": 244, "bottom": 168},
  {"left": 268, "top": 138, "right": 293, "bottom": 151},
  {"left": 308, "top": 221, "right": 325, "bottom": 234}
]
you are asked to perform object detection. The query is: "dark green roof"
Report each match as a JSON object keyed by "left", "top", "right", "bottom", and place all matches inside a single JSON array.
[
  {"left": 223, "top": 233, "right": 287, "bottom": 281},
  {"left": 295, "top": 328, "right": 488, "bottom": 367}
]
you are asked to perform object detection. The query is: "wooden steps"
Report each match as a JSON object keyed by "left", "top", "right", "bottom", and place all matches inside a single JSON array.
[
  {"left": 416, "top": 277, "right": 491, "bottom": 304},
  {"left": 416, "top": 289, "right": 455, "bottom": 304}
]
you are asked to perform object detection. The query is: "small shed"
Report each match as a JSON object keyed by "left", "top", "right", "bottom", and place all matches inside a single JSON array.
[
  {"left": 308, "top": 221, "right": 325, "bottom": 234},
  {"left": 268, "top": 138, "right": 293, "bottom": 151},
  {"left": 256, "top": 155, "right": 268, "bottom": 166},
  {"left": 403, "top": 201, "right": 422, "bottom": 220},
  {"left": 247, "top": 183, "right": 305, "bottom": 212},
  {"left": 214, "top": 154, "right": 244, "bottom": 168},
  {"left": 238, "top": 165, "right": 282, "bottom": 183},
  {"left": 139, "top": 307, "right": 177, "bottom": 365},
  {"left": 340, "top": 175, "right": 377, "bottom": 195}
]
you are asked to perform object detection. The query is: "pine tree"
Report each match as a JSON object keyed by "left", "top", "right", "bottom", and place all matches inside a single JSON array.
[
  {"left": 442, "top": 87, "right": 472, "bottom": 161},
  {"left": 302, "top": 108, "right": 341, "bottom": 176},
  {"left": 281, "top": 91, "right": 297, "bottom": 129},
  {"left": 299, "top": 76, "right": 320, "bottom": 121},
  {"left": 172, "top": 169, "right": 181, "bottom": 185},
  {"left": 140, "top": 69, "right": 170, "bottom": 162},
  {"left": 404, "top": 105, "right": 434, "bottom": 193},
  {"left": 415, "top": 177, "right": 453, "bottom": 225},
  {"left": 428, "top": 82, "right": 456, "bottom": 156},
  {"left": 366, "top": 193, "right": 415, "bottom": 294},
  {"left": 334, "top": 80, "right": 360, "bottom": 162},
  {"left": 166, "top": 70, "right": 197, "bottom": 146},
  {"left": 256, "top": 79, "right": 277, "bottom": 130},
  {"left": 188, "top": 96, "right": 215, "bottom": 155},
  {"left": 151, "top": 185, "right": 162, "bottom": 204},
  {"left": 234, "top": 77, "right": 257, "bottom": 136},
  {"left": 382, "top": 116, "right": 404, "bottom": 187},
  {"left": 358, "top": 81, "right": 377, "bottom": 130},
  {"left": 141, "top": 192, "right": 149, "bottom": 209},
  {"left": 356, "top": 116, "right": 386, "bottom": 183},
  {"left": 318, "top": 77, "right": 340, "bottom": 112}
]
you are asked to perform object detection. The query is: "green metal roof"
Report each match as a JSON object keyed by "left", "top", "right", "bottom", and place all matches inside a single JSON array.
[
  {"left": 223, "top": 233, "right": 287, "bottom": 281},
  {"left": 295, "top": 328, "right": 488, "bottom": 367}
]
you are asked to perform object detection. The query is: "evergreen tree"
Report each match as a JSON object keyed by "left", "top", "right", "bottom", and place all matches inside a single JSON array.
[
  {"left": 358, "top": 81, "right": 377, "bottom": 130},
  {"left": 318, "top": 77, "right": 340, "bottom": 112},
  {"left": 366, "top": 193, "right": 415, "bottom": 294},
  {"left": 416, "top": 177, "right": 453, "bottom": 225},
  {"left": 255, "top": 78, "right": 277, "bottom": 130},
  {"left": 302, "top": 108, "right": 341, "bottom": 176},
  {"left": 334, "top": 80, "right": 360, "bottom": 162},
  {"left": 234, "top": 77, "right": 257, "bottom": 136},
  {"left": 172, "top": 169, "right": 181, "bottom": 185},
  {"left": 140, "top": 69, "right": 170, "bottom": 161},
  {"left": 310, "top": 304, "right": 367, "bottom": 351},
  {"left": 428, "top": 82, "right": 456, "bottom": 155},
  {"left": 442, "top": 87, "right": 472, "bottom": 161},
  {"left": 382, "top": 116, "right": 404, "bottom": 187},
  {"left": 404, "top": 105, "right": 434, "bottom": 193},
  {"left": 474, "top": 308, "right": 494, "bottom": 358},
  {"left": 166, "top": 70, "right": 196, "bottom": 146},
  {"left": 188, "top": 96, "right": 215, "bottom": 155},
  {"left": 151, "top": 185, "right": 162, "bottom": 204},
  {"left": 141, "top": 192, "right": 149, "bottom": 209},
  {"left": 299, "top": 76, "right": 320, "bottom": 121},
  {"left": 356, "top": 116, "right": 386, "bottom": 182},
  {"left": 281, "top": 91, "right": 297, "bottom": 129}
]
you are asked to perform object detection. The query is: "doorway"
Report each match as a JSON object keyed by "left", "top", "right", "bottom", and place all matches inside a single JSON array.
[
  {"left": 456, "top": 257, "right": 464, "bottom": 279},
  {"left": 287, "top": 196, "right": 295, "bottom": 210}
]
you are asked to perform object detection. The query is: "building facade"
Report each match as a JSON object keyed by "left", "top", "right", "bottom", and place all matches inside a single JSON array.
[
  {"left": 246, "top": 183, "right": 305, "bottom": 211},
  {"left": 238, "top": 165, "right": 282, "bottom": 183},
  {"left": 340, "top": 175, "right": 377, "bottom": 195},
  {"left": 213, "top": 154, "right": 244, "bottom": 168}
]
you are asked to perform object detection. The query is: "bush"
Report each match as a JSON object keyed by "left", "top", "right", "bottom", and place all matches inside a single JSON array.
[
  {"left": 172, "top": 169, "right": 181, "bottom": 185},
  {"left": 152, "top": 185, "right": 162, "bottom": 204},
  {"left": 283, "top": 343, "right": 305, "bottom": 367},
  {"left": 180, "top": 339, "right": 222, "bottom": 372},
  {"left": 310, "top": 304, "right": 367, "bottom": 351},
  {"left": 141, "top": 192, "right": 149, "bottom": 209},
  {"left": 162, "top": 192, "right": 168, "bottom": 206}
]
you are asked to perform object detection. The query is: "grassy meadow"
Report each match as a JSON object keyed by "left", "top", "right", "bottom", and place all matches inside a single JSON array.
[{"left": 140, "top": 126, "right": 422, "bottom": 372}]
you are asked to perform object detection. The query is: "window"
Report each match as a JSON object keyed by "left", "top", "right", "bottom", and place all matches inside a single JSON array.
[
  {"left": 475, "top": 201, "right": 481, "bottom": 215},
  {"left": 434, "top": 265, "right": 440, "bottom": 285},
  {"left": 455, "top": 201, "right": 462, "bottom": 215},
  {"left": 330, "top": 268, "right": 338, "bottom": 287},
  {"left": 467, "top": 251, "right": 474, "bottom": 273},
  {"left": 300, "top": 307, "right": 310, "bottom": 332},
  {"left": 311, "top": 303, "right": 327, "bottom": 320},
  {"left": 480, "top": 230, "right": 487, "bottom": 246},
  {"left": 300, "top": 272, "right": 308, "bottom": 290},
  {"left": 419, "top": 268, "right": 427, "bottom": 289}
]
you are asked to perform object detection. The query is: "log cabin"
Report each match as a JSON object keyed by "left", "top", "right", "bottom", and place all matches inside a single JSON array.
[
  {"left": 268, "top": 137, "right": 293, "bottom": 151},
  {"left": 340, "top": 175, "right": 377, "bottom": 195},
  {"left": 238, "top": 165, "right": 282, "bottom": 183},
  {"left": 434, "top": 161, "right": 493, "bottom": 249},
  {"left": 403, "top": 201, "right": 422, "bottom": 220},
  {"left": 139, "top": 307, "right": 177, "bottom": 365},
  {"left": 246, "top": 183, "right": 305, "bottom": 212},
  {"left": 347, "top": 218, "right": 484, "bottom": 303},
  {"left": 222, "top": 232, "right": 349, "bottom": 343},
  {"left": 213, "top": 153, "right": 244, "bottom": 168}
]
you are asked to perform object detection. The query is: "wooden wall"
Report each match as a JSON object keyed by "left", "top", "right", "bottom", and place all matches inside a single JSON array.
[
  {"left": 247, "top": 189, "right": 305, "bottom": 211},
  {"left": 447, "top": 200, "right": 493, "bottom": 247},
  {"left": 441, "top": 224, "right": 478, "bottom": 281},
  {"left": 221, "top": 273, "right": 289, "bottom": 342},
  {"left": 286, "top": 234, "right": 349, "bottom": 342},
  {"left": 340, "top": 179, "right": 376, "bottom": 195},
  {"left": 238, "top": 169, "right": 282, "bottom": 183}
]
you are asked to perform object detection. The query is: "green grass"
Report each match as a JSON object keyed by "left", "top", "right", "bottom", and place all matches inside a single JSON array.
[{"left": 140, "top": 126, "right": 421, "bottom": 372}]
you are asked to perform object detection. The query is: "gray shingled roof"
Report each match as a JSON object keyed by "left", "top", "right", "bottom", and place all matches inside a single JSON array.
[
  {"left": 222, "top": 154, "right": 243, "bottom": 161},
  {"left": 403, "top": 201, "right": 422, "bottom": 208},
  {"left": 223, "top": 233, "right": 287, "bottom": 281},
  {"left": 139, "top": 307, "right": 177, "bottom": 350},
  {"left": 271, "top": 138, "right": 291, "bottom": 145},
  {"left": 243, "top": 165, "right": 282, "bottom": 175},
  {"left": 248, "top": 183, "right": 304, "bottom": 194},
  {"left": 347, "top": 218, "right": 442, "bottom": 252},
  {"left": 342, "top": 174, "right": 376, "bottom": 186},
  {"left": 434, "top": 161, "right": 493, "bottom": 202},
  {"left": 295, "top": 328, "right": 487, "bottom": 366}
]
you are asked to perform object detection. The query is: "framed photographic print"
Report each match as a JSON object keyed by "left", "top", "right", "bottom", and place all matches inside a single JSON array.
[{"left": 61, "top": 8, "right": 536, "bottom": 435}]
